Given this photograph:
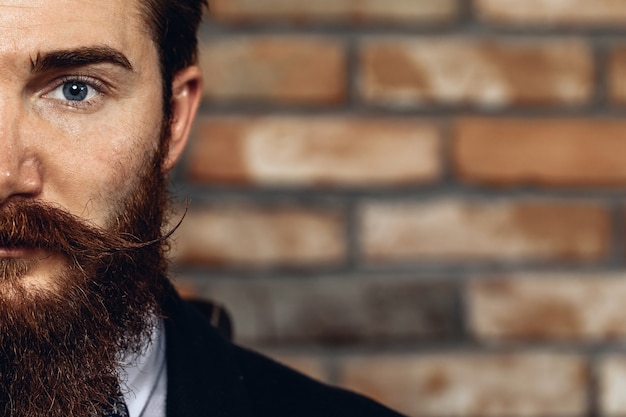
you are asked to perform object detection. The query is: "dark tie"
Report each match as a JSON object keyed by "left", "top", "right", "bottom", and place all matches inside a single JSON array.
[{"left": 102, "top": 393, "right": 129, "bottom": 417}]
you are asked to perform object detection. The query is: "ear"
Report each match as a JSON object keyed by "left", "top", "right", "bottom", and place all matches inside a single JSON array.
[{"left": 163, "top": 65, "right": 203, "bottom": 171}]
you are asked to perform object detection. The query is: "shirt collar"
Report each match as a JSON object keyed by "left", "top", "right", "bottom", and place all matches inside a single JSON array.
[{"left": 119, "top": 319, "right": 167, "bottom": 417}]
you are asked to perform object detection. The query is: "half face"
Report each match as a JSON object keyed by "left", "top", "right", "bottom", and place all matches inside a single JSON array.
[
  {"left": 0, "top": 0, "right": 173, "bottom": 291},
  {"left": 0, "top": 2, "right": 203, "bottom": 414}
]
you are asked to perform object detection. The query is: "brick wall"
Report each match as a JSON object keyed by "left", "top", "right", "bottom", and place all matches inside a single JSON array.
[{"left": 169, "top": 1, "right": 626, "bottom": 416}]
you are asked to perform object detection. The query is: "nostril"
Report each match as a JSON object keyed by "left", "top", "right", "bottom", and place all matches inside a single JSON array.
[{"left": 0, "top": 160, "right": 43, "bottom": 204}]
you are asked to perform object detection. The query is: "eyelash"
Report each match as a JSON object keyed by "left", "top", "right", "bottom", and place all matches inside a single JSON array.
[{"left": 46, "top": 74, "right": 106, "bottom": 109}]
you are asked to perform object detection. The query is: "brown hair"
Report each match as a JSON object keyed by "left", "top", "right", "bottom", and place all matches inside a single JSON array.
[{"left": 139, "top": 0, "right": 208, "bottom": 118}]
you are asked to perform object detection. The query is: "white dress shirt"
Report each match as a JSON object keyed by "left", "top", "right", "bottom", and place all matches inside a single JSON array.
[{"left": 119, "top": 319, "right": 168, "bottom": 417}]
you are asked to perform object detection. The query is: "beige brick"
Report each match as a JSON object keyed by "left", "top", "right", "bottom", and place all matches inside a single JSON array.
[
  {"left": 267, "top": 354, "right": 329, "bottom": 383},
  {"left": 340, "top": 353, "right": 587, "bottom": 417},
  {"left": 476, "top": 0, "right": 626, "bottom": 25},
  {"left": 599, "top": 356, "right": 626, "bottom": 417},
  {"left": 199, "top": 37, "right": 345, "bottom": 105},
  {"left": 455, "top": 118, "right": 626, "bottom": 187},
  {"left": 173, "top": 278, "right": 265, "bottom": 343},
  {"left": 188, "top": 116, "right": 441, "bottom": 186},
  {"left": 609, "top": 47, "right": 626, "bottom": 105},
  {"left": 170, "top": 205, "right": 345, "bottom": 267},
  {"left": 469, "top": 275, "right": 626, "bottom": 341},
  {"left": 361, "top": 199, "right": 610, "bottom": 262},
  {"left": 359, "top": 38, "right": 592, "bottom": 108},
  {"left": 209, "top": 0, "right": 457, "bottom": 24},
  {"left": 173, "top": 276, "right": 456, "bottom": 345}
]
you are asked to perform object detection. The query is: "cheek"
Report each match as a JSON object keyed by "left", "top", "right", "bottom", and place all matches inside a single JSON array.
[{"left": 30, "top": 110, "right": 162, "bottom": 226}]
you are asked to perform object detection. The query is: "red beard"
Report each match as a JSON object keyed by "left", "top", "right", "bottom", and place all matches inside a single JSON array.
[{"left": 0, "top": 148, "right": 172, "bottom": 417}]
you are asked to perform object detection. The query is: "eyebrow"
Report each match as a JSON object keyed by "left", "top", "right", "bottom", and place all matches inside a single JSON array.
[{"left": 30, "top": 46, "right": 133, "bottom": 74}]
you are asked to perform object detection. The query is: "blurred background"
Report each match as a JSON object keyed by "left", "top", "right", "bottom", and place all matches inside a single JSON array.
[{"left": 168, "top": 1, "right": 626, "bottom": 416}]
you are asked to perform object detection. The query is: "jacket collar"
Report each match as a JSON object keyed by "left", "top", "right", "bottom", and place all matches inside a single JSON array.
[{"left": 162, "top": 291, "right": 253, "bottom": 417}]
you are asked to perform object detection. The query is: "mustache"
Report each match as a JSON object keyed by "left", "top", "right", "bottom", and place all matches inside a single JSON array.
[{"left": 0, "top": 201, "right": 182, "bottom": 260}]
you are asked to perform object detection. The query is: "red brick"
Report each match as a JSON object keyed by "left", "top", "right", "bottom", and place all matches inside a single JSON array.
[
  {"left": 199, "top": 37, "right": 345, "bottom": 105},
  {"left": 209, "top": 0, "right": 457, "bottom": 24},
  {"left": 476, "top": 0, "right": 626, "bottom": 25},
  {"left": 608, "top": 47, "right": 626, "bottom": 105},
  {"left": 599, "top": 356, "right": 626, "bottom": 416},
  {"left": 188, "top": 116, "right": 441, "bottom": 186},
  {"left": 359, "top": 38, "right": 592, "bottom": 108},
  {"left": 340, "top": 353, "right": 587, "bottom": 417},
  {"left": 170, "top": 205, "right": 345, "bottom": 267},
  {"left": 173, "top": 276, "right": 456, "bottom": 345},
  {"left": 455, "top": 118, "right": 626, "bottom": 187},
  {"left": 361, "top": 199, "right": 610, "bottom": 262},
  {"left": 469, "top": 275, "right": 626, "bottom": 341}
]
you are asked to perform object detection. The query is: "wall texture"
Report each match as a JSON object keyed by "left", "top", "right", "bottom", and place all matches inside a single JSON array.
[{"left": 169, "top": 1, "right": 626, "bottom": 416}]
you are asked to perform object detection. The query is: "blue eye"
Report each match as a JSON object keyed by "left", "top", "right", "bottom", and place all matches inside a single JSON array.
[
  {"left": 46, "top": 77, "right": 99, "bottom": 104},
  {"left": 62, "top": 82, "right": 89, "bottom": 101}
]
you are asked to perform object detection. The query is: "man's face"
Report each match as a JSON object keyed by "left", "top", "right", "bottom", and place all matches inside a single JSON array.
[
  {"left": 0, "top": 1, "right": 202, "bottom": 415},
  {"left": 0, "top": 0, "right": 165, "bottom": 290}
]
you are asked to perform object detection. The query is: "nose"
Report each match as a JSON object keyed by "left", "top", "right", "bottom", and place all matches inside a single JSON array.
[{"left": 0, "top": 120, "right": 42, "bottom": 205}]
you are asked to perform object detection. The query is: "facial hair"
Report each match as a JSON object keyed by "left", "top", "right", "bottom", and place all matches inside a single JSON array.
[{"left": 0, "top": 144, "right": 173, "bottom": 416}]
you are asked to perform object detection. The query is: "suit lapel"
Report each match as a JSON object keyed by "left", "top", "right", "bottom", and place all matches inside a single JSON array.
[{"left": 163, "top": 293, "right": 253, "bottom": 417}]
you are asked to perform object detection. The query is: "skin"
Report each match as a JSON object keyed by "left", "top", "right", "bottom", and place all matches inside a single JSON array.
[{"left": 0, "top": 0, "right": 203, "bottom": 291}]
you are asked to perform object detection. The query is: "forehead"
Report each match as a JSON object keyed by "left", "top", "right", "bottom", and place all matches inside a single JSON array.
[{"left": 0, "top": 0, "right": 153, "bottom": 68}]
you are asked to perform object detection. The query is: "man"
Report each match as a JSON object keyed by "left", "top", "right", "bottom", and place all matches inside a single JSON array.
[{"left": 0, "top": 1, "right": 404, "bottom": 416}]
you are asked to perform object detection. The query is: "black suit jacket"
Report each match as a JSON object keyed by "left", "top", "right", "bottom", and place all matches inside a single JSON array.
[{"left": 162, "top": 292, "right": 405, "bottom": 417}]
